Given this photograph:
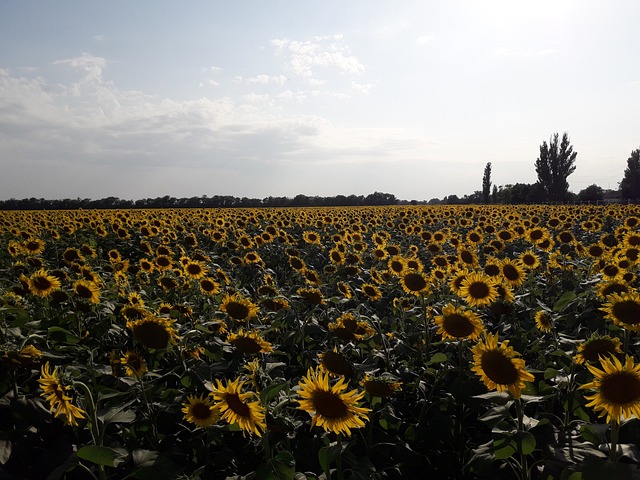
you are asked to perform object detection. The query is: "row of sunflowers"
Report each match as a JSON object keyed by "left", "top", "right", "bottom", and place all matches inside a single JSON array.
[{"left": 2, "top": 204, "right": 640, "bottom": 479}]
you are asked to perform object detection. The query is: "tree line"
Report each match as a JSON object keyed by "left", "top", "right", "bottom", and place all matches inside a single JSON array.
[
  {"left": 2, "top": 133, "right": 638, "bottom": 210},
  {"left": 431, "top": 133, "right": 639, "bottom": 205},
  {"left": 0, "top": 192, "right": 400, "bottom": 211}
]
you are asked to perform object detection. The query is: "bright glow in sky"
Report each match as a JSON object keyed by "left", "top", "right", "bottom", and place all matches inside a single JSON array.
[{"left": 1, "top": 0, "right": 639, "bottom": 201}]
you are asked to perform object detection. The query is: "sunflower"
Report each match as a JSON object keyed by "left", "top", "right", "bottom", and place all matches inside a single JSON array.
[
  {"left": 261, "top": 297, "right": 291, "bottom": 312},
  {"left": 328, "top": 312, "right": 375, "bottom": 342},
  {"left": 448, "top": 269, "right": 469, "bottom": 296},
  {"left": 458, "top": 272, "right": 499, "bottom": 308},
  {"left": 518, "top": 250, "right": 541, "bottom": 270},
  {"left": 73, "top": 280, "right": 101, "bottom": 304},
  {"left": 182, "top": 395, "right": 220, "bottom": 428},
  {"left": 471, "top": 333, "right": 535, "bottom": 398},
  {"left": 500, "top": 259, "right": 527, "bottom": 288},
  {"left": 601, "top": 291, "right": 640, "bottom": 331},
  {"left": 127, "top": 316, "right": 178, "bottom": 349},
  {"left": 534, "top": 310, "right": 553, "bottom": 333},
  {"left": 38, "top": 362, "right": 86, "bottom": 426},
  {"left": 361, "top": 374, "right": 402, "bottom": 398},
  {"left": 361, "top": 283, "right": 382, "bottom": 301},
  {"left": 220, "top": 292, "right": 259, "bottom": 322},
  {"left": 399, "top": 270, "right": 431, "bottom": 296},
  {"left": 198, "top": 277, "right": 220, "bottom": 295},
  {"left": 297, "top": 287, "right": 326, "bottom": 305},
  {"left": 387, "top": 256, "right": 407, "bottom": 276},
  {"left": 226, "top": 328, "right": 273, "bottom": 354},
  {"left": 27, "top": 269, "right": 61, "bottom": 297},
  {"left": 22, "top": 237, "right": 46, "bottom": 256},
  {"left": 120, "top": 351, "right": 148, "bottom": 377},
  {"left": 337, "top": 281, "right": 353, "bottom": 299},
  {"left": 183, "top": 259, "right": 208, "bottom": 279},
  {"left": 318, "top": 348, "right": 353, "bottom": 377},
  {"left": 296, "top": 367, "right": 371, "bottom": 436},
  {"left": 210, "top": 377, "right": 266, "bottom": 436},
  {"left": 303, "top": 230, "right": 322, "bottom": 245},
  {"left": 595, "top": 278, "right": 629, "bottom": 301},
  {"left": 581, "top": 355, "right": 640, "bottom": 424},
  {"left": 575, "top": 336, "right": 623, "bottom": 365},
  {"left": 434, "top": 304, "right": 485, "bottom": 341}
]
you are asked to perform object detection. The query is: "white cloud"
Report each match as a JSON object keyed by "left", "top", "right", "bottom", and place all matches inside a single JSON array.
[
  {"left": 52, "top": 52, "right": 107, "bottom": 85},
  {"left": 492, "top": 47, "right": 555, "bottom": 58},
  {"left": 246, "top": 74, "right": 288, "bottom": 85},
  {"left": 271, "top": 35, "right": 365, "bottom": 78},
  {"left": 351, "top": 81, "right": 373, "bottom": 94},
  {"left": 417, "top": 33, "right": 435, "bottom": 44}
]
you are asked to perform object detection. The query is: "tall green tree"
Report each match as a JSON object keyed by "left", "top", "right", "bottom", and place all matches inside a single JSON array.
[
  {"left": 534, "top": 132, "right": 577, "bottom": 202},
  {"left": 620, "top": 148, "right": 640, "bottom": 201},
  {"left": 482, "top": 162, "right": 492, "bottom": 203}
]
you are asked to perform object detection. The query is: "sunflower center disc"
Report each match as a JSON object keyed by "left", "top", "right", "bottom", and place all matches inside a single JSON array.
[
  {"left": 481, "top": 350, "right": 519, "bottom": 385},
  {"left": 601, "top": 372, "right": 640, "bottom": 405},
  {"left": 192, "top": 402, "right": 212, "bottom": 420},
  {"left": 226, "top": 393, "right": 252, "bottom": 417},
  {"left": 612, "top": 300, "right": 640, "bottom": 325},
  {"left": 232, "top": 337, "right": 262, "bottom": 354},
  {"left": 468, "top": 282, "right": 490, "bottom": 299},
  {"left": 312, "top": 390, "right": 349, "bottom": 419},
  {"left": 443, "top": 313, "right": 475, "bottom": 338}
]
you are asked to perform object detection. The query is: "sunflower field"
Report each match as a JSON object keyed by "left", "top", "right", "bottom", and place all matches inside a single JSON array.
[{"left": 2, "top": 205, "right": 640, "bottom": 479}]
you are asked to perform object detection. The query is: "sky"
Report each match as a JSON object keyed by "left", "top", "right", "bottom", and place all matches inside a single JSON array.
[{"left": 1, "top": 1, "right": 639, "bottom": 202}]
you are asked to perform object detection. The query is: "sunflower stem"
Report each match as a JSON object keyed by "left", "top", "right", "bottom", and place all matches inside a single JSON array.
[
  {"left": 610, "top": 419, "right": 620, "bottom": 462},
  {"left": 515, "top": 398, "right": 530, "bottom": 480},
  {"left": 336, "top": 435, "right": 344, "bottom": 480}
]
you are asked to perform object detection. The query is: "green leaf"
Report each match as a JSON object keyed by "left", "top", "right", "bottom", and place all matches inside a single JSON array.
[
  {"left": 132, "top": 449, "right": 159, "bottom": 467},
  {"left": 427, "top": 352, "right": 448, "bottom": 365},
  {"left": 260, "top": 381, "right": 289, "bottom": 403},
  {"left": 493, "top": 436, "right": 517, "bottom": 460},
  {"left": 47, "top": 326, "right": 81, "bottom": 344},
  {"left": 255, "top": 450, "right": 295, "bottom": 480},
  {"left": 518, "top": 431, "right": 536, "bottom": 455},
  {"left": 101, "top": 407, "right": 136, "bottom": 424},
  {"left": 553, "top": 292, "right": 577, "bottom": 312},
  {"left": 318, "top": 445, "right": 340, "bottom": 477},
  {"left": 0, "top": 439, "right": 11, "bottom": 465},
  {"left": 77, "top": 445, "right": 127, "bottom": 467}
]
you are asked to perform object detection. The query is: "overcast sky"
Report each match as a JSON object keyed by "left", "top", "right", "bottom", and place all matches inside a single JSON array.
[{"left": 1, "top": 1, "right": 639, "bottom": 201}]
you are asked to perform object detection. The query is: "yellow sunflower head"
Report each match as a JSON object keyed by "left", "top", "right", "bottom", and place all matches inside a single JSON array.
[
  {"left": 575, "top": 336, "right": 623, "bottom": 365},
  {"left": 600, "top": 291, "right": 640, "bottom": 331},
  {"left": 296, "top": 366, "right": 371, "bottom": 436},
  {"left": 182, "top": 394, "right": 220, "bottom": 428},
  {"left": 210, "top": 377, "right": 266, "bottom": 436},
  {"left": 580, "top": 355, "right": 640, "bottom": 424},
  {"left": 471, "top": 333, "right": 535, "bottom": 398},
  {"left": 434, "top": 304, "right": 485, "bottom": 342}
]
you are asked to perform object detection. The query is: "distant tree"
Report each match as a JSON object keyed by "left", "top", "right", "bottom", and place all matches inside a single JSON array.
[
  {"left": 620, "top": 148, "right": 640, "bottom": 201},
  {"left": 491, "top": 185, "right": 498, "bottom": 203},
  {"left": 482, "top": 162, "right": 492, "bottom": 203},
  {"left": 578, "top": 184, "right": 604, "bottom": 203},
  {"left": 535, "top": 132, "right": 577, "bottom": 202}
]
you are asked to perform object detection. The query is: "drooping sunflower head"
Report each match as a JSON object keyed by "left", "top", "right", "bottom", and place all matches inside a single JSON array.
[
  {"left": 296, "top": 366, "right": 371, "bottom": 436},
  {"left": 297, "top": 287, "right": 326, "bottom": 306},
  {"left": 601, "top": 291, "right": 640, "bottom": 331},
  {"left": 226, "top": 328, "right": 273, "bottom": 354},
  {"left": 361, "top": 374, "right": 402, "bottom": 398},
  {"left": 182, "top": 394, "right": 220, "bottom": 428},
  {"left": 434, "top": 304, "right": 485, "bottom": 342},
  {"left": 318, "top": 348, "right": 354, "bottom": 377},
  {"left": 120, "top": 351, "right": 148, "bottom": 377},
  {"left": 471, "top": 333, "right": 535, "bottom": 398},
  {"left": 580, "top": 355, "right": 640, "bottom": 424},
  {"left": 73, "top": 280, "right": 101, "bottom": 304},
  {"left": 127, "top": 315, "right": 178, "bottom": 349},
  {"left": 575, "top": 336, "right": 623, "bottom": 365},
  {"left": 361, "top": 283, "right": 382, "bottom": 301}
]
